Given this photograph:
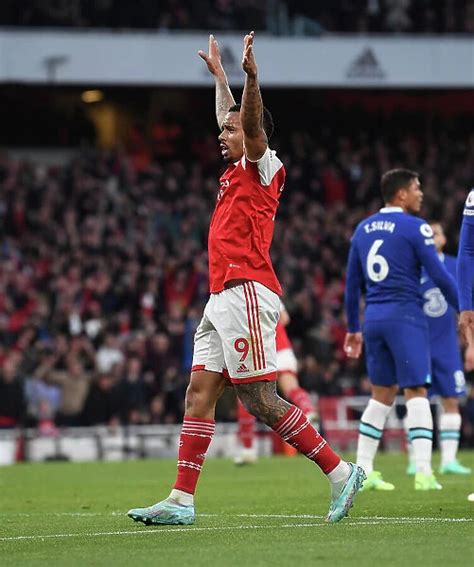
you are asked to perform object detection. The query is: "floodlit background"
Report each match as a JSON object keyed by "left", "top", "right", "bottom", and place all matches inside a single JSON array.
[{"left": 0, "top": 1, "right": 473, "bottom": 462}]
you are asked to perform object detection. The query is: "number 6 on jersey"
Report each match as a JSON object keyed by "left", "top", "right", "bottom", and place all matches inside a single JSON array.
[{"left": 367, "top": 239, "right": 389, "bottom": 282}]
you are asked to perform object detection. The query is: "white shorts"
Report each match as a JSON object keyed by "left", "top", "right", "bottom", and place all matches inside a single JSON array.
[
  {"left": 191, "top": 281, "right": 280, "bottom": 384},
  {"left": 277, "top": 348, "right": 298, "bottom": 375}
]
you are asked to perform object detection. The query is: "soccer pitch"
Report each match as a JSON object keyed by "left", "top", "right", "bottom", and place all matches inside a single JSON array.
[{"left": 1, "top": 453, "right": 473, "bottom": 567}]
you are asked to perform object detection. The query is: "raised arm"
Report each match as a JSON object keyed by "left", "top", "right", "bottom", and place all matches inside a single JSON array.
[
  {"left": 241, "top": 31, "right": 268, "bottom": 161},
  {"left": 198, "top": 34, "right": 236, "bottom": 129}
]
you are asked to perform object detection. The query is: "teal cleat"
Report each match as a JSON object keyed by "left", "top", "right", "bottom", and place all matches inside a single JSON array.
[
  {"left": 439, "top": 460, "right": 472, "bottom": 475},
  {"left": 326, "top": 463, "right": 366, "bottom": 524},
  {"left": 127, "top": 498, "right": 195, "bottom": 526},
  {"left": 406, "top": 461, "right": 417, "bottom": 476}
]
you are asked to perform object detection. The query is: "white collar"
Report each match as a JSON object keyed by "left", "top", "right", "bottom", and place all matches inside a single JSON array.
[
  {"left": 380, "top": 206, "right": 403, "bottom": 213},
  {"left": 438, "top": 252, "right": 445, "bottom": 261}
]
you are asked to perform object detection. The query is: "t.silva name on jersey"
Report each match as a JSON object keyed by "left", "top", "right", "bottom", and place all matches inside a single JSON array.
[
  {"left": 363, "top": 220, "right": 434, "bottom": 245},
  {"left": 363, "top": 220, "right": 395, "bottom": 234}
]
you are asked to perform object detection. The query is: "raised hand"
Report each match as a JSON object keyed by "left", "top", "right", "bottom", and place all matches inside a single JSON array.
[
  {"left": 198, "top": 34, "right": 225, "bottom": 78},
  {"left": 242, "top": 31, "right": 257, "bottom": 78}
]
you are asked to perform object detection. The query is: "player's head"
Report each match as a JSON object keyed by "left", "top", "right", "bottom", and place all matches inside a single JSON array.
[
  {"left": 429, "top": 221, "right": 446, "bottom": 253},
  {"left": 381, "top": 168, "right": 422, "bottom": 213},
  {"left": 218, "top": 104, "right": 274, "bottom": 163}
]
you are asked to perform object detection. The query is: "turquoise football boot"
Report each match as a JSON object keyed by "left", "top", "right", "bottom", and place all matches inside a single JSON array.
[
  {"left": 326, "top": 463, "right": 366, "bottom": 523},
  {"left": 406, "top": 461, "right": 417, "bottom": 476},
  {"left": 439, "top": 460, "right": 472, "bottom": 475},
  {"left": 128, "top": 498, "right": 195, "bottom": 526}
]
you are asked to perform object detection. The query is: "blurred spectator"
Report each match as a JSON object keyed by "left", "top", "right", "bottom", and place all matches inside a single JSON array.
[
  {"left": 119, "top": 356, "right": 150, "bottom": 424},
  {"left": 80, "top": 373, "right": 122, "bottom": 426},
  {"left": 96, "top": 332, "right": 125, "bottom": 374},
  {"left": 0, "top": 355, "right": 25, "bottom": 428},
  {"left": 49, "top": 357, "right": 93, "bottom": 426},
  {"left": 0, "top": 0, "right": 473, "bottom": 33}
]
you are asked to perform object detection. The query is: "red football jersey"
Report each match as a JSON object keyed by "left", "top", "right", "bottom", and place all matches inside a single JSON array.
[
  {"left": 208, "top": 148, "right": 285, "bottom": 295},
  {"left": 275, "top": 320, "right": 292, "bottom": 352}
]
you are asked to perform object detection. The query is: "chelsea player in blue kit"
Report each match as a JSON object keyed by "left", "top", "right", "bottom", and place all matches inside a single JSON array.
[
  {"left": 344, "top": 169, "right": 458, "bottom": 491},
  {"left": 458, "top": 188, "right": 474, "bottom": 347},
  {"left": 405, "top": 222, "right": 471, "bottom": 475},
  {"left": 457, "top": 188, "right": 474, "bottom": 502}
]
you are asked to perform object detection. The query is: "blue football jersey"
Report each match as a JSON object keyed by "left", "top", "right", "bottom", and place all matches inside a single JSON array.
[
  {"left": 345, "top": 206, "right": 458, "bottom": 332},
  {"left": 421, "top": 254, "right": 458, "bottom": 345},
  {"left": 458, "top": 188, "right": 474, "bottom": 311}
]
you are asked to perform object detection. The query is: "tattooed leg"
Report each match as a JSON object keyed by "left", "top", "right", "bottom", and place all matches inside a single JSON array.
[{"left": 235, "top": 381, "right": 291, "bottom": 427}]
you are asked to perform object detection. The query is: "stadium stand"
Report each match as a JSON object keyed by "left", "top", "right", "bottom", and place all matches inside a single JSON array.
[{"left": 0, "top": 0, "right": 473, "bottom": 34}]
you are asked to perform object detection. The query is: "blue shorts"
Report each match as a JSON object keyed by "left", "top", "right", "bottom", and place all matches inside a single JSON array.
[
  {"left": 429, "top": 345, "right": 466, "bottom": 398},
  {"left": 363, "top": 319, "right": 431, "bottom": 390}
]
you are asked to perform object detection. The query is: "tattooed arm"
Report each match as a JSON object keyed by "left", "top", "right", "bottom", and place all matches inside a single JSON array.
[
  {"left": 241, "top": 31, "right": 268, "bottom": 161},
  {"left": 198, "top": 34, "right": 236, "bottom": 129},
  {"left": 235, "top": 381, "right": 290, "bottom": 427}
]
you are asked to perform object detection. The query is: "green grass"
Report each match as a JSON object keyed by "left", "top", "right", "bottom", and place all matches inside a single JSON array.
[{"left": 1, "top": 452, "right": 473, "bottom": 567}]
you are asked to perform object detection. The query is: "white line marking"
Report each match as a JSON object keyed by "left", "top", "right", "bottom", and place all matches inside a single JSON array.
[
  {"left": 1, "top": 516, "right": 471, "bottom": 542},
  {"left": 0, "top": 521, "right": 445, "bottom": 542},
  {"left": 3, "top": 524, "right": 307, "bottom": 542}
]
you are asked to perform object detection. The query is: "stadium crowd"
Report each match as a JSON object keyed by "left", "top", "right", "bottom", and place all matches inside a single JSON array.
[
  {"left": 0, "top": 103, "right": 473, "bottom": 444},
  {"left": 1, "top": 0, "right": 473, "bottom": 34}
]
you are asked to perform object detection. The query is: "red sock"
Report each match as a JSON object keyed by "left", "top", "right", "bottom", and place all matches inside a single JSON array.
[
  {"left": 272, "top": 405, "right": 340, "bottom": 474},
  {"left": 173, "top": 417, "right": 215, "bottom": 495},
  {"left": 237, "top": 399, "right": 256, "bottom": 449},
  {"left": 287, "top": 387, "right": 314, "bottom": 416}
]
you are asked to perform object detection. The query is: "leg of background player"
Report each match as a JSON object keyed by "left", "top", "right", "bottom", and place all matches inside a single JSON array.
[
  {"left": 405, "top": 387, "right": 442, "bottom": 490},
  {"left": 439, "top": 397, "right": 471, "bottom": 474},
  {"left": 235, "top": 398, "right": 258, "bottom": 465},
  {"left": 356, "top": 384, "right": 397, "bottom": 490},
  {"left": 278, "top": 371, "right": 319, "bottom": 425},
  {"left": 403, "top": 417, "right": 416, "bottom": 475}
]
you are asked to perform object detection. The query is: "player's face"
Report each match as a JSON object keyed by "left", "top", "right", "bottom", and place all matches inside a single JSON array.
[
  {"left": 218, "top": 112, "right": 244, "bottom": 163},
  {"left": 431, "top": 223, "right": 446, "bottom": 252},
  {"left": 404, "top": 177, "right": 423, "bottom": 213}
]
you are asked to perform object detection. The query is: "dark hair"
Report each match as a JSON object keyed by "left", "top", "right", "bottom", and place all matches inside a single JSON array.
[
  {"left": 228, "top": 103, "right": 274, "bottom": 140},
  {"left": 380, "top": 168, "right": 419, "bottom": 203}
]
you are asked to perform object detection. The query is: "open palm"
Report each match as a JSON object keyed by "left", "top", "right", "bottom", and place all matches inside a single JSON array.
[{"left": 198, "top": 34, "right": 225, "bottom": 78}]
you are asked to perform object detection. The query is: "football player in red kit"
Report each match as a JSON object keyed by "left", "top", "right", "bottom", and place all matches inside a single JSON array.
[{"left": 127, "top": 32, "right": 365, "bottom": 526}]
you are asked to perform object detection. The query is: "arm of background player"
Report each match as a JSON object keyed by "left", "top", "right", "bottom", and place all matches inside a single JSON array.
[
  {"left": 198, "top": 34, "right": 235, "bottom": 129},
  {"left": 240, "top": 32, "right": 267, "bottom": 161},
  {"left": 279, "top": 305, "right": 290, "bottom": 327},
  {"left": 415, "top": 233, "right": 458, "bottom": 310},
  {"left": 457, "top": 221, "right": 474, "bottom": 346},
  {"left": 457, "top": 221, "right": 474, "bottom": 311},
  {"left": 344, "top": 241, "right": 363, "bottom": 333}
]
